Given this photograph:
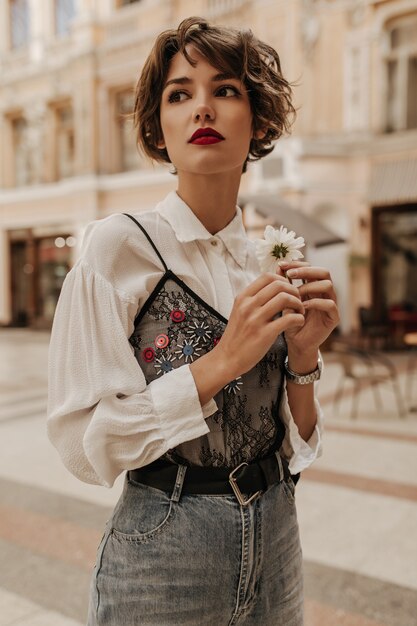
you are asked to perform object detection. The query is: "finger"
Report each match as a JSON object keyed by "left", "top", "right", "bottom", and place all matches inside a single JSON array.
[
  {"left": 243, "top": 272, "right": 283, "bottom": 298},
  {"left": 261, "top": 292, "right": 305, "bottom": 321},
  {"left": 254, "top": 277, "right": 300, "bottom": 307},
  {"left": 298, "top": 280, "right": 336, "bottom": 300},
  {"left": 270, "top": 312, "right": 305, "bottom": 334},
  {"left": 278, "top": 261, "right": 310, "bottom": 270},
  {"left": 286, "top": 266, "right": 332, "bottom": 282},
  {"left": 276, "top": 260, "right": 310, "bottom": 279},
  {"left": 304, "top": 298, "right": 340, "bottom": 321}
]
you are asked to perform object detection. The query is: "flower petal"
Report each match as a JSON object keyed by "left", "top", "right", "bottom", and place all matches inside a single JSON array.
[{"left": 263, "top": 225, "right": 277, "bottom": 242}]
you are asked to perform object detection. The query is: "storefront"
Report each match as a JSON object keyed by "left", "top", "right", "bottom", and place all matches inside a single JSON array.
[
  {"left": 369, "top": 158, "right": 417, "bottom": 345},
  {"left": 372, "top": 204, "right": 417, "bottom": 343},
  {"left": 9, "top": 227, "right": 74, "bottom": 328}
]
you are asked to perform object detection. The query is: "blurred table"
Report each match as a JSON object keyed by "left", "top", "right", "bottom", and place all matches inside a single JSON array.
[{"left": 389, "top": 310, "right": 417, "bottom": 347}]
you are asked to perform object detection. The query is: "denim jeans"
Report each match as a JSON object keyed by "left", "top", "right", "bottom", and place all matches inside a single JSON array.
[{"left": 87, "top": 462, "right": 303, "bottom": 626}]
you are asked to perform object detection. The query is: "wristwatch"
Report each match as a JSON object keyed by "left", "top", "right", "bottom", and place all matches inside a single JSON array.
[{"left": 284, "top": 355, "right": 322, "bottom": 385}]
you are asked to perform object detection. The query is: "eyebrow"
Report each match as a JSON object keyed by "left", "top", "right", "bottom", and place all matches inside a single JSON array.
[{"left": 163, "top": 72, "right": 238, "bottom": 91}]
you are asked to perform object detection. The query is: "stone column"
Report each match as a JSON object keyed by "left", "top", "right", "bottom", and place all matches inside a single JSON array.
[
  {"left": 0, "top": 229, "right": 12, "bottom": 326},
  {"left": 29, "top": 0, "right": 45, "bottom": 63},
  {"left": 0, "top": 1, "right": 10, "bottom": 54},
  {"left": 24, "top": 102, "right": 48, "bottom": 185}
]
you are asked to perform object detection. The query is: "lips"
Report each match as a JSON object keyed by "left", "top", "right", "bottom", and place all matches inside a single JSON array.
[{"left": 189, "top": 127, "right": 225, "bottom": 143}]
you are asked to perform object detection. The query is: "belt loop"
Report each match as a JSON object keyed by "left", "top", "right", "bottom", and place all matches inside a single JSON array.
[
  {"left": 274, "top": 452, "right": 284, "bottom": 482},
  {"left": 170, "top": 464, "right": 187, "bottom": 502}
]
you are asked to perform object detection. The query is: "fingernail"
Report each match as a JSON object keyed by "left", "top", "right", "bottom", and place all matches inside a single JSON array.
[
  {"left": 287, "top": 269, "right": 297, "bottom": 277},
  {"left": 278, "top": 261, "right": 289, "bottom": 267}
]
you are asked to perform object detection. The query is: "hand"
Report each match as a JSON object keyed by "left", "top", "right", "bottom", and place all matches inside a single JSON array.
[
  {"left": 213, "top": 272, "right": 306, "bottom": 379},
  {"left": 277, "top": 261, "right": 340, "bottom": 356}
]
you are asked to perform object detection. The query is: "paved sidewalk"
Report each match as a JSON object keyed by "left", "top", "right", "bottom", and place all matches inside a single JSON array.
[{"left": 1, "top": 328, "right": 416, "bottom": 626}]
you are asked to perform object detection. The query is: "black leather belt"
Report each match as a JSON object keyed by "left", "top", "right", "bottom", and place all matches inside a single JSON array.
[{"left": 128, "top": 454, "right": 299, "bottom": 506}]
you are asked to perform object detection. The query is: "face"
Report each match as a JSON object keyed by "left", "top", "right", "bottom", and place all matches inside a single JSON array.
[{"left": 158, "top": 45, "right": 264, "bottom": 177}]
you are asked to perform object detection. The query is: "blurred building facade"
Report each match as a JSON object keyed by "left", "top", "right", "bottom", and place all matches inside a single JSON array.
[{"left": 0, "top": 0, "right": 416, "bottom": 338}]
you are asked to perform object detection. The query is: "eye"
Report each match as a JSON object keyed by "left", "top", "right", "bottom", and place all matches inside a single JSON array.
[
  {"left": 216, "top": 84, "right": 241, "bottom": 97},
  {"left": 167, "top": 90, "right": 189, "bottom": 104}
]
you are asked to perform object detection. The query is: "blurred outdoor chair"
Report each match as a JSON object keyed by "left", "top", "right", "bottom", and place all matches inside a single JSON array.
[
  {"left": 404, "top": 332, "right": 417, "bottom": 411},
  {"left": 331, "top": 343, "right": 407, "bottom": 420},
  {"left": 358, "top": 306, "right": 389, "bottom": 350}
]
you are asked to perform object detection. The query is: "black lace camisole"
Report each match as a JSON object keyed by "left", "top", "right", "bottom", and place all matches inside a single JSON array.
[{"left": 124, "top": 213, "right": 288, "bottom": 469}]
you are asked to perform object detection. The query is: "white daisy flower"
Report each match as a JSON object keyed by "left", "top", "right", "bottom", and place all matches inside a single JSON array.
[{"left": 255, "top": 225, "right": 305, "bottom": 273}]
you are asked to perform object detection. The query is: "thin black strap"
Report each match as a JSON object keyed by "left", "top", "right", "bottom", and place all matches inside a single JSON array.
[{"left": 122, "top": 213, "right": 169, "bottom": 272}]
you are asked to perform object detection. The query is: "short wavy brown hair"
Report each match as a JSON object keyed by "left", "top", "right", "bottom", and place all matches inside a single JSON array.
[{"left": 134, "top": 16, "right": 297, "bottom": 174}]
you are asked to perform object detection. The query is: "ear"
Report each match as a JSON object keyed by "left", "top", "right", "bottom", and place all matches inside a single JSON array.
[
  {"left": 253, "top": 127, "right": 267, "bottom": 140},
  {"left": 156, "top": 138, "right": 166, "bottom": 149}
]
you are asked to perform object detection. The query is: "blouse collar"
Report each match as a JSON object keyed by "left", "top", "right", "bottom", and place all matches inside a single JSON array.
[{"left": 157, "top": 190, "right": 248, "bottom": 269}]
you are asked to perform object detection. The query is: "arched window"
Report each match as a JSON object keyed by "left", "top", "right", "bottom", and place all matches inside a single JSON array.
[
  {"left": 384, "top": 14, "right": 417, "bottom": 132},
  {"left": 10, "top": 0, "right": 30, "bottom": 49},
  {"left": 55, "top": 0, "right": 75, "bottom": 36}
]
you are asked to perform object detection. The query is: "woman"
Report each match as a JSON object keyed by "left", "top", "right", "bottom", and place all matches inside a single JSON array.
[{"left": 47, "top": 16, "right": 339, "bottom": 626}]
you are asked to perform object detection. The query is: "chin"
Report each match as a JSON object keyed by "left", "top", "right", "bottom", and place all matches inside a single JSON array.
[{"left": 177, "top": 157, "right": 246, "bottom": 177}]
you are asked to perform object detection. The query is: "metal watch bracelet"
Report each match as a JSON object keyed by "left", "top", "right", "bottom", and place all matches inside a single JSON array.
[{"left": 284, "top": 355, "right": 322, "bottom": 385}]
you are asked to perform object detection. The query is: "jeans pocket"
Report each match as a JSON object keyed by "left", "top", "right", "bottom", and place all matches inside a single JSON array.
[
  {"left": 110, "top": 479, "right": 177, "bottom": 543},
  {"left": 281, "top": 477, "right": 296, "bottom": 505},
  {"left": 93, "top": 523, "right": 112, "bottom": 616}
]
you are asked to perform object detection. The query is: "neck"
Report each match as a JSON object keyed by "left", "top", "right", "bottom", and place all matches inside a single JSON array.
[{"left": 176, "top": 168, "right": 242, "bottom": 234}]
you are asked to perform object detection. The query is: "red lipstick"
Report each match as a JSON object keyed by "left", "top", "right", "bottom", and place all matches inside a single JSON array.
[{"left": 189, "top": 127, "right": 225, "bottom": 144}]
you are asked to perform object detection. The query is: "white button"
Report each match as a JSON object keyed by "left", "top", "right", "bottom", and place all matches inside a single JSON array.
[{"left": 211, "top": 240, "right": 218, "bottom": 246}]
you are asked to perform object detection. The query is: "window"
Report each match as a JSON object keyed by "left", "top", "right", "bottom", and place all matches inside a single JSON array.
[
  {"left": 116, "top": 90, "right": 138, "bottom": 172},
  {"left": 344, "top": 45, "right": 368, "bottom": 132},
  {"left": 12, "top": 116, "right": 31, "bottom": 186},
  {"left": 384, "top": 15, "right": 417, "bottom": 132},
  {"left": 55, "top": 0, "right": 76, "bottom": 36},
  {"left": 10, "top": 0, "right": 30, "bottom": 49},
  {"left": 54, "top": 104, "right": 75, "bottom": 179}
]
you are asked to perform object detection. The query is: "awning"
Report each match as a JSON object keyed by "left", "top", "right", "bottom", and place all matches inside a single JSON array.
[
  {"left": 369, "top": 159, "right": 417, "bottom": 206},
  {"left": 239, "top": 193, "right": 345, "bottom": 248}
]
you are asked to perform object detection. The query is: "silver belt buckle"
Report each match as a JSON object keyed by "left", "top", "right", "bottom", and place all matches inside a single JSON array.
[{"left": 229, "top": 462, "right": 261, "bottom": 506}]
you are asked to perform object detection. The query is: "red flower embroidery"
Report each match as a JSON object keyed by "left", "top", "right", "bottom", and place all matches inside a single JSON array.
[
  {"left": 142, "top": 347, "right": 155, "bottom": 363},
  {"left": 155, "top": 334, "right": 169, "bottom": 349},
  {"left": 170, "top": 309, "right": 186, "bottom": 323}
]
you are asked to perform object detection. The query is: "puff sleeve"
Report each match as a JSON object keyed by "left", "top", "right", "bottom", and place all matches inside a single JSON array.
[{"left": 47, "top": 257, "right": 211, "bottom": 488}]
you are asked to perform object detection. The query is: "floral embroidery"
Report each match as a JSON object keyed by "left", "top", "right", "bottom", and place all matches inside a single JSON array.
[
  {"left": 170, "top": 309, "right": 186, "bottom": 323},
  {"left": 129, "top": 277, "right": 286, "bottom": 468},
  {"left": 154, "top": 354, "right": 176, "bottom": 375},
  {"left": 187, "top": 320, "right": 212, "bottom": 344},
  {"left": 224, "top": 377, "right": 243, "bottom": 395},
  {"left": 175, "top": 339, "right": 202, "bottom": 363},
  {"left": 142, "top": 347, "right": 155, "bottom": 363},
  {"left": 154, "top": 333, "right": 169, "bottom": 349}
]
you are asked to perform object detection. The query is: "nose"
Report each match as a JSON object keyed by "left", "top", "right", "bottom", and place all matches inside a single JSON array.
[{"left": 193, "top": 102, "right": 215, "bottom": 122}]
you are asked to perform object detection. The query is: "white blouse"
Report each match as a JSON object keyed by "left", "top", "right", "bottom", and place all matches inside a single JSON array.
[{"left": 47, "top": 190, "right": 323, "bottom": 488}]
